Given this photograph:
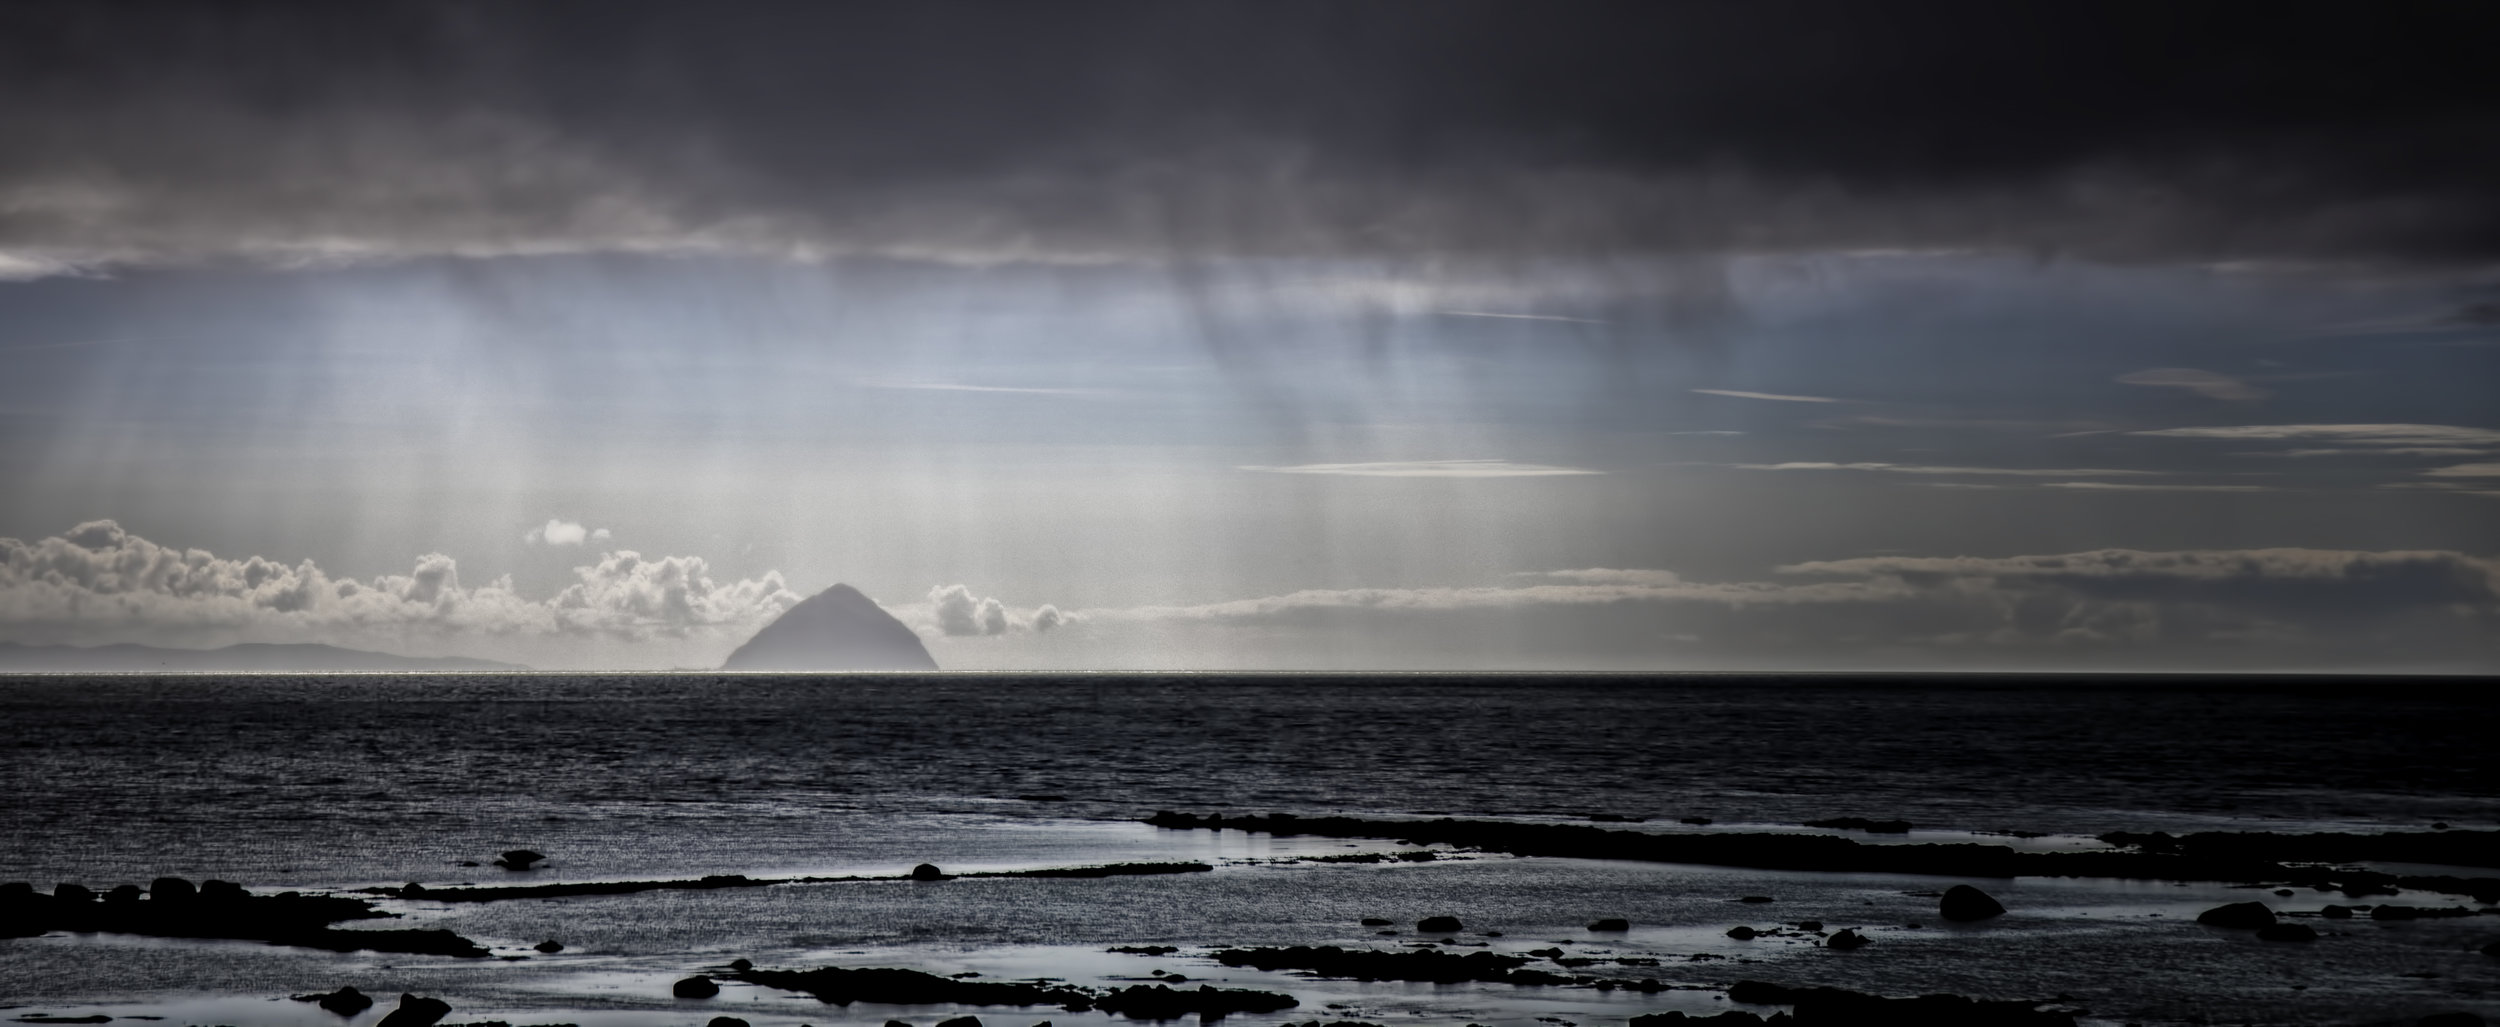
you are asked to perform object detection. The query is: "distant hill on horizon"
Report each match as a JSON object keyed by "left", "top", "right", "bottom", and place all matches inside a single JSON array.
[
  {"left": 0, "top": 640, "right": 527, "bottom": 673},
  {"left": 720, "top": 583, "right": 940, "bottom": 671}
]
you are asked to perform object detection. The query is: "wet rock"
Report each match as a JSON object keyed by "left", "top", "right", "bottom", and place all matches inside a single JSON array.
[
  {"left": 104, "top": 885, "right": 140, "bottom": 903},
  {"left": 706, "top": 1019, "right": 751, "bottom": 1027},
  {"left": 2273, "top": 888, "right": 2296, "bottom": 897},
  {"left": 1804, "top": 817, "right": 1914, "bottom": 834},
  {"left": 534, "top": 939, "right": 563, "bottom": 953},
  {"left": 2196, "top": 902, "right": 2276, "bottom": 929},
  {"left": 290, "top": 985, "right": 375, "bottom": 1015},
  {"left": 1727, "top": 980, "right": 2072, "bottom": 1024},
  {"left": 936, "top": 1017, "right": 982, "bottom": 1027},
  {"left": 1359, "top": 918, "right": 1392, "bottom": 926},
  {"left": 492, "top": 850, "right": 545, "bottom": 871},
  {"left": 1416, "top": 915, "right": 1463, "bottom": 933},
  {"left": 1737, "top": 895, "right": 1775, "bottom": 904},
  {"left": 199, "top": 879, "right": 248, "bottom": 902},
  {"left": 1825, "top": 929, "right": 1871, "bottom": 950},
  {"left": 673, "top": 975, "right": 720, "bottom": 998},
  {"left": 884, "top": 1021, "right": 914, "bottom": 1027},
  {"left": 729, "top": 958, "right": 753, "bottom": 971},
  {"left": 375, "top": 993, "right": 452, "bottom": 1027},
  {"left": 1587, "top": 918, "right": 1631, "bottom": 931},
  {"left": 53, "top": 883, "right": 93, "bottom": 903},
  {"left": 1793, "top": 921, "right": 1823, "bottom": 932},
  {"left": 2322, "top": 905, "right": 2355, "bottom": 919},
  {"left": 149, "top": 876, "right": 196, "bottom": 902},
  {"left": 1726, "top": 926, "right": 1759, "bottom": 940},
  {"left": 1630, "top": 1013, "right": 1769, "bottom": 1026},
  {"left": 1092, "top": 983, "right": 1298, "bottom": 1019},
  {"left": 1939, "top": 884, "right": 2006, "bottom": 922},
  {"left": 2256, "top": 923, "right": 2318, "bottom": 942},
  {"left": 910, "top": 863, "right": 947, "bottom": 881},
  {"left": 1679, "top": 816, "right": 1713, "bottom": 825},
  {"left": 739, "top": 965, "right": 1094, "bottom": 1008},
  {"left": 1108, "top": 945, "right": 1179, "bottom": 955},
  {"left": 1211, "top": 945, "right": 1537, "bottom": 984},
  {"left": 2373, "top": 905, "right": 2478, "bottom": 920}
]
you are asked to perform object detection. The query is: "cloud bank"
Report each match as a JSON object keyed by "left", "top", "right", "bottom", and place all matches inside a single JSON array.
[{"left": 0, "top": 520, "right": 799, "bottom": 658}]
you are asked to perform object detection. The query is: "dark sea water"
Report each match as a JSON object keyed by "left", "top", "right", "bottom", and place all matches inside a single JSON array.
[{"left": 3, "top": 674, "right": 2496, "bottom": 1026}]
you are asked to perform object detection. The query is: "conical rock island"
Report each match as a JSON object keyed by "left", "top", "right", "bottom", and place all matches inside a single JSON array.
[{"left": 720, "top": 584, "right": 939, "bottom": 671}]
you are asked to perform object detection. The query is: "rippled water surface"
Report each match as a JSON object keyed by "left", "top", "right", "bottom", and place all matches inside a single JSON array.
[{"left": 2, "top": 674, "right": 2495, "bottom": 1025}]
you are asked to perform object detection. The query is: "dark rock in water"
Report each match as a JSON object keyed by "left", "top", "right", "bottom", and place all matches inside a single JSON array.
[
  {"left": 2416, "top": 1015, "right": 2485, "bottom": 1027},
  {"left": 104, "top": 885, "right": 140, "bottom": 903},
  {"left": 1726, "top": 926, "right": 1759, "bottom": 940},
  {"left": 2256, "top": 923, "right": 2319, "bottom": 942},
  {"left": 375, "top": 993, "right": 452, "bottom": 1027},
  {"left": 2372, "top": 905, "right": 2478, "bottom": 920},
  {"left": 0, "top": 875, "right": 488, "bottom": 957},
  {"left": 720, "top": 583, "right": 941, "bottom": 671},
  {"left": 493, "top": 850, "right": 546, "bottom": 871},
  {"left": 2197, "top": 902, "right": 2277, "bottom": 929},
  {"left": 199, "top": 879, "right": 248, "bottom": 902},
  {"left": 1588, "top": 918, "right": 1631, "bottom": 931},
  {"left": 535, "top": 939, "right": 564, "bottom": 953},
  {"left": 1679, "top": 816, "right": 1714, "bottom": 826},
  {"left": 1359, "top": 917, "right": 1392, "bottom": 926},
  {"left": 1737, "top": 895, "right": 1775, "bottom": 904},
  {"left": 1939, "top": 884, "right": 2006, "bottom": 922},
  {"left": 1631, "top": 1013, "right": 1769, "bottom": 1026},
  {"left": 2322, "top": 905, "right": 2355, "bottom": 919},
  {"left": 289, "top": 985, "right": 376, "bottom": 1015},
  {"left": 12, "top": 1016, "right": 113, "bottom": 1024},
  {"left": 2273, "top": 888, "right": 2296, "bottom": 897},
  {"left": 53, "top": 883, "right": 93, "bottom": 903},
  {"left": 885, "top": 1021, "right": 914, "bottom": 1027},
  {"left": 1727, "top": 980, "right": 2074, "bottom": 1024},
  {"left": 911, "top": 863, "right": 947, "bottom": 881},
  {"left": 1093, "top": 983, "right": 1298, "bottom": 1019},
  {"left": 1109, "top": 945, "right": 1179, "bottom": 955},
  {"left": 673, "top": 975, "right": 720, "bottom": 998},
  {"left": 149, "top": 877, "right": 196, "bottom": 901},
  {"left": 2483, "top": 940, "right": 2500, "bottom": 957},
  {"left": 1212, "top": 945, "right": 1538, "bottom": 984},
  {"left": 706, "top": 1018, "right": 751, "bottom": 1027},
  {"left": 1804, "top": 817, "right": 1914, "bottom": 834},
  {"left": 739, "top": 965, "right": 1095, "bottom": 1009},
  {"left": 1416, "top": 915, "right": 1463, "bottom": 933},
  {"left": 729, "top": 958, "right": 753, "bottom": 971},
  {"left": 936, "top": 1018, "right": 982, "bottom": 1027},
  {"left": 1825, "top": 929, "right": 1871, "bottom": 949}
]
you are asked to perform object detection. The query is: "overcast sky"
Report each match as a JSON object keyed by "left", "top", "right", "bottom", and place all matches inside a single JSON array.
[{"left": 3, "top": 1, "right": 2496, "bottom": 671}]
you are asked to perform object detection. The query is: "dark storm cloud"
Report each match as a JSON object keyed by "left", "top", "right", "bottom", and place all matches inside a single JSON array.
[{"left": 4, "top": 0, "right": 2498, "bottom": 268}]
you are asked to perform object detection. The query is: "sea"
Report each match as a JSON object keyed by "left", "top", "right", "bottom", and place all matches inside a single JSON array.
[{"left": 2, "top": 674, "right": 2494, "bottom": 1026}]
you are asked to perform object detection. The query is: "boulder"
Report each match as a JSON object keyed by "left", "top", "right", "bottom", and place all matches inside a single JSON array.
[
  {"left": 1416, "top": 916, "right": 1463, "bottom": 933},
  {"left": 289, "top": 986, "right": 375, "bottom": 1016},
  {"left": 674, "top": 975, "right": 721, "bottom": 998},
  {"left": 730, "top": 958, "right": 753, "bottom": 971},
  {"left": 1825, "top": 929, "right": 1870, "bottom": 950},
  {"left": 493, "top": 849, "right": 546, "bottom": 870},
  {"left": 374, "top": 993, "right": 451, "bottom": 1027},
  {"left": 2256, "top": 923, "right": 2318, "bottom": 942},
  {"left": 2321, "top": 905, "right": 2355, "bottom": 919},
  {"left": 885, "top": 1021, "right": 914, "bottom": 1027},
  {"left": 1679, "top": 816, "right": 1714, "bottom": 825},
  {"left": 2196, "top": 902, "right": 2277, "bottom": 929},
  {"left": 535, "top": 939, "right": 564, "bottom": 953},
  {"left": 706, "top": 1019, "right": 751, "bottom": 1027},
  {"left": 1737, "top": 895, "right": 1775, "bottom": 904},
  {"left": 911, "top": 863, "right": 947, "bottom": 881},
  {"left": 149, "top": 877, "right": 196, "bottom": 902},
  {"left": 104, "top": 884, "right": 141, "bottom": 903},
  {"left": 1725, "top": 926, "right": 1758, "bottom": 940},
  {"left": 937, "top": 1018, "right": 983, "bottom": 1027},
  {"left": 1359, "top": 917, "right": 1392, "bottom": 926},
  {"left": 199, "top": 879, "right": 248, "bottom": 902},
  {"left": 1939, "top": 885, "right": 2006, "bottom": 922},
  {"left": 53, "top": 883, "right": 93, "bottom": 902},
  {"left": 1588, "top": 918, "right": 1631, "bottom": 931}
]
